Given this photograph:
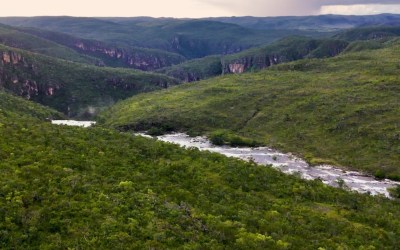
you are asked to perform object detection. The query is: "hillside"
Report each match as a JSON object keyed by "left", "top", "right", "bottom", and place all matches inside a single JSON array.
[
  {"left": 334, "top": 26, "right": 400, "bottom": 41},
  {"left": 0, "top": 24, "right": 99, "bottom": 64},
  {"left": 1, "top": 90, "right": 400, "bottom": 249},
  {"left": 0, "top": 16, "right": 326, "bottom": 59},
  {"left": 158, "top": 37, "right": 349, "bottom": 82},
  {"left": 14, "top": 26, "right": 186, "bottom": 70},
  {"left": 99, "top": 38, "right": 400, "bottom": 180},
  {"left": 0, "top": 44, "right": 178, "bottom": 117},
  {"left": 0, "top": 90, "right": 63, "bottom": 120}
]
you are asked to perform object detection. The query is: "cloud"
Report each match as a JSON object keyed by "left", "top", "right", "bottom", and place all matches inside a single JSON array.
[
  {"left": 0, "top": 0, "right": 399, "bottom": 17},
  {"left": 198, "top": 0, "right": 400, "bottom": 16},
  {"left": 321, "top": 4, "right": 400, "bottom": 15}
]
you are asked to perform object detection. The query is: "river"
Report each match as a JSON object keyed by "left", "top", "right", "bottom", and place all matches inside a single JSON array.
[
  {"left": 154, "top": 133, "right": 400, "bottom": 198},
  {"left": 51, "top": 120, "right": 399, "bottom": 198}
]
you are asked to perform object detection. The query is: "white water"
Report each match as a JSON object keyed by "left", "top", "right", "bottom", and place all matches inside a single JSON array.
[
  {"left": 144, "top": 133, "right": 399, "bottom": 198},
  {"left": 51, "top": 120, "right": 96, "bottom": 128}
]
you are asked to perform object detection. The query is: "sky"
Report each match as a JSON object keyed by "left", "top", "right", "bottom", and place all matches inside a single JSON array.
[{"left": 0, "top": 0, "right": 399, "bottom": 17}]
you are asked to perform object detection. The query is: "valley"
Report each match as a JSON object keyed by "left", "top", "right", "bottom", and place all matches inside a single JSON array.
[{"left": 1, "top": 13, "right": 400, "bottom": 249}]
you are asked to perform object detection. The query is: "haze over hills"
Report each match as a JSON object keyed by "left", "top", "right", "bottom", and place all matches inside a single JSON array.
[
  {"left": 207, "top": 14, "right": 400, "bottom": 31},
  {"left": 0, "top": 16, "right": 334, "bottom": 58}
]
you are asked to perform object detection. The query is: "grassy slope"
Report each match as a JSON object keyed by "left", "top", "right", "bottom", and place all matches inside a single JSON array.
[
  {"left": 1, "top": 91, "right": 400, "bottom": 249},
  {"left": 0, "top": 24, "right": 99, "bottom": 64},
  {"left": 0, "top": 44, "right": 179, "bottom": 117},
  {"left": 100, "top": 39, "right": 400, "bottom": 180}
]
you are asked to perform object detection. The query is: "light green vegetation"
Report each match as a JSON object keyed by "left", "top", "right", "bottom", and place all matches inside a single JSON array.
[{"left": 100, "top": 39, "right": 400, "bottom": 180}]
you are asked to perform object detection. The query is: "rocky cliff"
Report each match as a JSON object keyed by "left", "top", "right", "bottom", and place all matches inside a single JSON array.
[{"left": 73, "top": 40, "right": 186, "bottom": 71}]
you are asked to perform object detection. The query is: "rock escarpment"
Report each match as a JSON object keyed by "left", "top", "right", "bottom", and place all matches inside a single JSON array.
[{"left": 74, "top": 41, "right": 186, "bottom": 71}]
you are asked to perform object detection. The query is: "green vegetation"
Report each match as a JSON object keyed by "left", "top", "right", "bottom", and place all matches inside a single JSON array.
[
  {"left": 0, "top": 90, "right": 63, "bottom": 120},
  {"left": 100, "top": 38, "right": 400, "bottom": 180},
  {"left": 0, "top": 24, "right": 99, "bottom": 64},
  {"left": 1, "top": 90, "right": 400, "bottom": 249},
  {"left": 0, "top": 44, "right": 179, "bottom": 117},
  {"left": 158, "top": 37, "right": 349, "bottom": 82}
]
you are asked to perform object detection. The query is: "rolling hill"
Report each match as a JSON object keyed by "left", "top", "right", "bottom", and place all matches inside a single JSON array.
[{"left": 99, "top": 38, "right": 400, "bottom": 180}]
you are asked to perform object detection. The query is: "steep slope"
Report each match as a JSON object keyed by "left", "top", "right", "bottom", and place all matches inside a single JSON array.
[
  {"left": 0, "top": 44, "right": 178, "bottom": 117},
  {"left": 157, "top": 37, "right": 349, "bottom": 82},
  {"left": 15, "top": 27, "right": 186, "bottom": 70},
  {"left": 1, "top": 90, "right": 400, "bottom": 249},
  {"left": 100, "top": 39, "right": 400, "bottom": 180},
  {"left": 0, "top": 90, "right": 63, "bottom": 120},
  {"left": 0, "top": 16, "right": 326, "bottom": 59},
  {"left": 0, "top": 24, "right": 99, "bottom": 64}
]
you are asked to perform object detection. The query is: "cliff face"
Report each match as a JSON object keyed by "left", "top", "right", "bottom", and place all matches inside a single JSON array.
[
  {"left": 0, "top": 51, "right": 63, "bottom": 100},
  {"left": 73, "top": 41, "right": 185, "bottom": 71},
  {"left": 74, "top": 41, "right": 186, "bottom": 71}
]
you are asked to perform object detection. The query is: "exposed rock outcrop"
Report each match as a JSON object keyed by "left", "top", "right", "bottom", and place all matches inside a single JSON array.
[{"left": 2, "top": 51, "right": 23, "bottom": 64}]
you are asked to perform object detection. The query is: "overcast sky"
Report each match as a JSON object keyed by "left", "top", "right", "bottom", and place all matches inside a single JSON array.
[{"left": 0, "top": 0, "right": 399, "bottom": 17}]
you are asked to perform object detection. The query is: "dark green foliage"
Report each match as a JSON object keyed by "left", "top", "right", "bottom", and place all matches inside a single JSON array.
[
  {"left": 210, "top": 130, "right": 260, "bottom": 147},
  {"left": 0, "top": 90, "right": 63, "bottom": 120},
  {"left": 0, "top": 44, "right": 179, "bottom": 117},
  {"left": 1, "top": 91, "right": 400, "bottom": 249},
  {"left": 100, "top": 39, "right": 400, "bottom": 179}
]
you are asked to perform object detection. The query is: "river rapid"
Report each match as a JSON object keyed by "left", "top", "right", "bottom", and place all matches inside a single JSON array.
[
  {"left": 51, "top": 120, "right": 399, "bottom": 198},
  {"left": 154, "top": 133, "right": 400, "bottom": 198}
]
